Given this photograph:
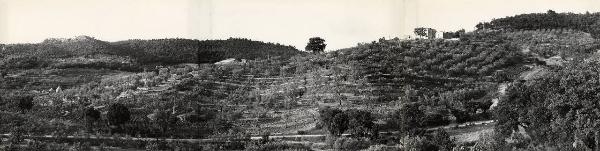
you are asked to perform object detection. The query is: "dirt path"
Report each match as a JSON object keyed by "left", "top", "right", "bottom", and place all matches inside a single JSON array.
[{"left": 0, "top": 119, "right": 496, "bottom": 145}]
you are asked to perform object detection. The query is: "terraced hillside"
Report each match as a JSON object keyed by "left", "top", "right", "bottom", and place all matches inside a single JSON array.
[{"left": 2, "top": 24, "right": 600, "bottom": 150}]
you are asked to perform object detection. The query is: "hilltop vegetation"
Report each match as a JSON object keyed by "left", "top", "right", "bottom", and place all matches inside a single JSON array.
[
  {"left": 113, "top": 38, "right": 301, "bottom": 65},
  {"left": 0, "top": 36, "right": 301, "bottom": 72},
  {"left": 478, "top": 10, "right": 600, "bottom": 38}
]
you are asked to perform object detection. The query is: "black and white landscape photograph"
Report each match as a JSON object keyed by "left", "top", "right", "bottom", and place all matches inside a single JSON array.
[{"left": 2, "top": 0, "right": 600, "bottom": 150}]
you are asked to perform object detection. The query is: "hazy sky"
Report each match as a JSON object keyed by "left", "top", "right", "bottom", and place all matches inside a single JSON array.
[{"left": 1, "top": 0, "right": 600, "bottom": 50}]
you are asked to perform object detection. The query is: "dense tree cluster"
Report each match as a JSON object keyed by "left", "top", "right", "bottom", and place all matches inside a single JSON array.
[
  {"left": 478, "top": 10, "right": 600, "bottom": 38},
  {"left": 442, "top": 29, "right": 465, "bottom": 39},
  {"left": 318, "top": 107, "right": 376, "bottom": 138},
  {"left": 495, "top": 61, "right": 600, "bottom": 150}
]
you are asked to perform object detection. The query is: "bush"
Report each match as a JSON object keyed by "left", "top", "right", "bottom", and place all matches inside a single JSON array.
[
  {"left": 246, "top": 141, "right": 313, "bottom": 151},
  {"left": 16, "top": 95, "right": 34, "bottom": 112},
  {"left": 421, "top": 113, "right": 450, "bottom": 127},
  {"left": 346, "top": 109, "right": 377, "bottom": 138},
  {"left": 319, "top": 107, "right": 348, "bottom": 136},
  {"left": 151, "top": 109, "right": 178, "bottom": 134},
  {"left": 173, "top": 78, "right": 199, "bottom": 91},
  {"left": 145, "top": 140, "right": 169, "bottom": 151},
  {"left": 399, "top": 135, "right": 438, "bottom": 151},
  {"left": 472, "top": 131, "right": 506, "bottom": 151},
  {"left": 84, "top": 107, "right": 101, "bottom": 132},
  {"left": 0, "top": 56, "right": 49, "bottom": 69},
  {"left": 107, "top": 103, "right": 131, "bottom": 130},
  {"left": 430, "top": 129, "right": 455, "bottom": 151},
  {"left": 84, "top": 107, "right": 101, "bottom": 121},
  {"left": 333, "top": 137, "right": 371, "bottom": 151},
  {"left": 389, "top": 103, "right": 424, "bottom": 135},
  {"left": 363, "top": 144, "right": 402, "bottom": 151}
]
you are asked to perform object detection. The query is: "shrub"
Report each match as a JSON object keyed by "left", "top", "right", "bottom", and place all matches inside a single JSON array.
[
  {"left": 399, "top": 135, "right": 438, "bottom": 151},
  {"left": 107, "top": 103, "right": 131, "bottom": 131},
  {"left": 421, "top": 112, "right": 450, "bottom": 127},
  {"left": 346, "top": 109, "right": 377, "bottom": 138},
  {"left": 472, "top": 131, "right": 506, "bottom": 151},
  {"left": 84, "top": 107, "right": 101, "bottom": 120},
  {"left": 84, "top": 107, "right": 101, "bottom": 132},
  {"left": 16, "top": 95, "right": 34, "bottom": 112},
  {"left": 246, "top": 141, "right": 313, "bottom": 151},
  {"left": 430, "top": 129, "right": 455, "bottom": 151},
  {"left": 363, "top": 144, "right": 402, "bottom": 151},
  {"left": 151, "top": 109, "right": 178, "bottom": 134},
  {"left": 145, "top": 140, "right": 169, "bottom": 151},
  {"left": 333, "top": 137, "right": 371, "bottom": 151},
  {"left": 319, "top": 107, "right": 348, "bottom": 136},
  {"left": 1, "top": 56, "right": 49, "bottom": 69},
  {"left": 389, "top": 103, "right": 424, "bottom": 135},
  {"left": 173, "top": 78, "right": 198, "bottom": 91}
]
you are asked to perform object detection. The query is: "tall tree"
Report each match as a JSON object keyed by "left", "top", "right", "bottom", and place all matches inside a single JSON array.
[
  {"left": 391, "top": 102, "right": 424, "bottom": 135},
  {"left": 414, "top": 27, "right": 427, "bottom": 38},
  {"left": 305, "top": 37, "right": 326, "bottom": 53}
]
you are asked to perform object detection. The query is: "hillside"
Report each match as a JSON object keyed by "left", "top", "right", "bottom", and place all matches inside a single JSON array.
[
  {"left": 4, "top": 11, "right": 600, "bottom": 150},
  {"left": 478, "top": 10, "right": 600, "bottom": 38},
  {"left": 0, "top": 36, "right": 302, "bottom": 72}
]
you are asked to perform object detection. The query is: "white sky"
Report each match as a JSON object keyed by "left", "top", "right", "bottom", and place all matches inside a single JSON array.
[{"left": 1, "top": 0, "right": 600, "bottom": 50}]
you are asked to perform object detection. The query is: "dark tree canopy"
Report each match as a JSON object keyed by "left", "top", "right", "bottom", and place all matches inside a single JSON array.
[
  {"left": 319, "top": 107, "right": 348, "bottom": 136},
  {"left": 17, "top": 96, "right": 34, "bottom": 112},
  {"left": 305, "top": 37, "right": 326, "bottom": 53},
  {"left": 391, "top": 103, "right": 424, "bottom": 135},
  {"left": 84, "top": 107, "right": 101, "bottom": 121},
  {"left": 431, "top": 129, "right": 455, "bottom": 151},
  {"left": 152, "top": 109, "right": 178, "bottom": 133},
  {"left": 346, "top": 109, "right": 376, "bottom": 138},
  {"left": 84, "top": 107, "right": 101, "bottom": 132},
  {"left": 107, "top": 103, "right": 131, "bottom": 126}
]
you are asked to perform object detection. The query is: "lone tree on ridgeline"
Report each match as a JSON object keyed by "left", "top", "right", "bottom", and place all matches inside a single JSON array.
[{"left": 305, "top": 37, "right": 326, "bottom": 53}]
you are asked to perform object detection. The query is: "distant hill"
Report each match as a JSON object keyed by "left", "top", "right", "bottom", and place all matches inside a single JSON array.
[
  {"left": 0, "top": 36, "right": 303, "bottom": 71},
  {"left": 112, "top": 38, "right": 302, "bottom": 64}
]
